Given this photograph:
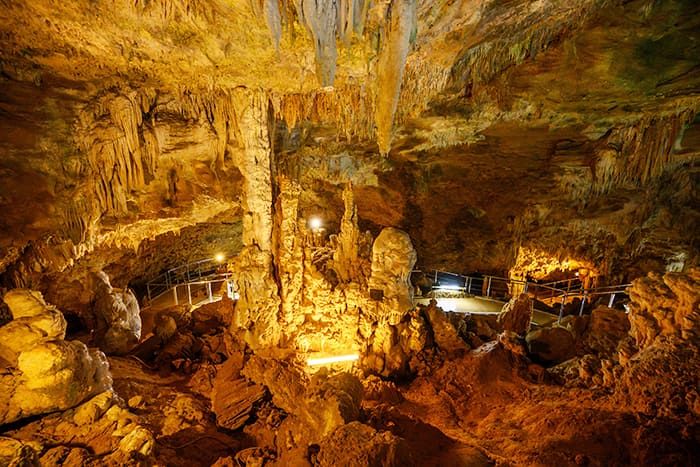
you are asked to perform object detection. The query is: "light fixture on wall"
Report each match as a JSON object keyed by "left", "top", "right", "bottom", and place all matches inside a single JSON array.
[{"left": 214, "top": 253, "right": 226, "bottom": 263}]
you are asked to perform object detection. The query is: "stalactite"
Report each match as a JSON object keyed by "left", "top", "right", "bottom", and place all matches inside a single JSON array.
[
  {"left": 451, "top": 0, "right": 606, "bottom": 88},
  {"left": 295, "top": 0, "right": 338, "bottom": 86},
  {"left": 77, "top": 91, "right": 160, "bottom": 216},
  {"left": 594, "top": 110, "right": 697, "bottom": 193},
  {"left": 271, "top": 84, "right": 375, "bottom": 142},
  {"left": 337, "top": 0, "right": 368, "bottom": 45},
  {"left": 64, "top": 197, "right": 97, "bottom": 245},
  {"left": 374, "top": 0, "right": 417, "bottom": 156},
  {"left": 265, "top": 0, "right": 283, "bottom": 52}
]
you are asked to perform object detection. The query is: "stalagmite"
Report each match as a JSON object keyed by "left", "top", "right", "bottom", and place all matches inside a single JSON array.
[
  {"left": 0, "top": 0, "right": 699, "bottom": 464},
  {"left": 375, "top": 0, "right": 416, "bottom": 156},
  {"left": 274, "top": 176, "right": 305, "bottom": 334},
  {"left": 331, "top": 183, "right": 363, "bottom": 283},
  {"left": 229, "top": 89, "right": 282, "bottom": 348}
]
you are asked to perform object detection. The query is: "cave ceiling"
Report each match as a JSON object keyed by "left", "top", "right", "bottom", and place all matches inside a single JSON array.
[{"left": 0, "top": 0, "right": 698, "bottom": 304}]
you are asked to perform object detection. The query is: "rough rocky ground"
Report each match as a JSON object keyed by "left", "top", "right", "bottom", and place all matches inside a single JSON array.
[{"left": 1, "top": 269, "right": 698, "bottom": 466}]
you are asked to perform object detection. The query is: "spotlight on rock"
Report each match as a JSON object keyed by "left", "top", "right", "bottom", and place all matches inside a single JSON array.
[
  {"left": 306, "top": 353, "right": 359, "bottom": 367},
  {"left": 214, "top": 253, "right": 226, "bottom": 263}
]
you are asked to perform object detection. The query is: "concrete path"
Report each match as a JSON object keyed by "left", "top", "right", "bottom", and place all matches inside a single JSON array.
[{"left": 415, "top": 297, "right": 558, "bottom": 327}]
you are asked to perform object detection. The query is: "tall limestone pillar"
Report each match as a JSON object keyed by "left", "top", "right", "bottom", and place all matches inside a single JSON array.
[{"left": 230, "top": 90, "right": 281, "bottom": 348}]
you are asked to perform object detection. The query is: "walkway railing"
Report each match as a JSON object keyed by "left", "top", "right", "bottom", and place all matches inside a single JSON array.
[
  {"left": 411, "top": 270, "right": 630, "bottom": 323},
  {"left": 146, "top": 258, "right": 236, "bottom": 306}
]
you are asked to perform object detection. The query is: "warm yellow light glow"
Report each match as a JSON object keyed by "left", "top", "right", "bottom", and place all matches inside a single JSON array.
[
  {"left": 309, "top": 216, "right": 323, "bottom": 230},
  {"left": 306, "top": 353, "right": 359, "bottom": 366},
  {"left": 214, "top": 253, "right": 226, "bottom": 263}
]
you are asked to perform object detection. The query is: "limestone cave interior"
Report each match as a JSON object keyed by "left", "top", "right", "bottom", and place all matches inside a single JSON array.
[{"left": 1, "top": 0, "right": 699, "bottom": 465}]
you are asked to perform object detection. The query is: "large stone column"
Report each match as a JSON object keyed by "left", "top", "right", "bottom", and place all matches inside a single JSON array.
[
  {"left": 274, "top": 176, "right": 305, "bottom": 336},
  {"left": 230, "top": 90, "right": 281, "bottom": 348}
]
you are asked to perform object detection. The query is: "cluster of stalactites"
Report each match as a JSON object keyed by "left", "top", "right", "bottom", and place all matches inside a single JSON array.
[
  {"left": 127, "top": 0, "right": 223, "bottom": 22},
  {"left": 455, "top": 0, "right": 606, "bottom": 85},
  {"left": 270, "top": 84, "right": 375, "bottom": 141},
  {"left": 75, "top": 91, "right": 161, "bottom": 217},
  {"left": 254, "top": 1, "right": 417, "bottom": 156},
  {"left": 249, "top": 0, "right": 365, "bottom": 86},
  {"left": 594, "top": 109, "right": 697, "bottom": 194}
]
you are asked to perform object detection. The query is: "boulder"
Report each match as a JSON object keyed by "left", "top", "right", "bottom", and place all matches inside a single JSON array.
[
  {"left": 363, "top": 307, "right": 433, "bottom": 378},
  {"left": 423, "top": 301, "right": 469, "bottom": 356},
  {"left": 3, "top": 289, "right": 51, "bottom": 319},
  {"left": 0, "top": 299, "right": 11, "bottom": 327},
  {"left": 583, "top": 306, "right": 630, "bottom": 356},
  {"left": 242, "top": 355, "right": 363, "bottom": 440},
  {"left": 362, "top": 375, "right": 403, "bottom": 404},
  {"left": 497, "top": 294, "right": 532, "bottom": 335},
  {"left": 0, "top": 290, "right": 67, "bottom": 364},
  {"left": 2, "top": 340, "right": 112, "bottom": 425},
  {"left": 8, "top": 390, "right": 154, "bottom": 463},
  {"left": 316, "top": 422, "right": 411, "bottom": 467},
  {"left": 0, "top": 438, "right": 39, "bottom": 466},
  {"left": 93, "top": 271, "right": 141, "bottom": 355},
  {"left": 526, "top": 326, "right": 576, "bottom": 364},
  {"left": 212, "top": 357, "right": 265, "bottom": 431},
  {"left": 0, "top": 310, "right": 67, "bottom": 364},
  {"left": 627, "top": 268, "right": 700, "bottom": 349}
]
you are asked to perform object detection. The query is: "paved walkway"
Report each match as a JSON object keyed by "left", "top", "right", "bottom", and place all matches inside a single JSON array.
[{"left": 415, "top": 297, "right": 558, "bottom": 326}]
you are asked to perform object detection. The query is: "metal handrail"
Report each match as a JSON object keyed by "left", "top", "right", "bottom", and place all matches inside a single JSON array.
[
  {"left": 144, "top": 275, "right": 237, "bottom": 308},
  {"left": 411, "top": 269, "right": 630, "bottom": 323},
  {"left": 146, "top": 258, "right": 230, "bottom": 302}
]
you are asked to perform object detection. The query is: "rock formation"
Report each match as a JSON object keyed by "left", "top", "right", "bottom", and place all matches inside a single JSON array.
[
  {"left": 0, "top": 291, "right": 112, "bottom": 426},
  {"left": 526, "top": 326, "right": 576, "bottom": 364},
  {"left": 0, "top": 0, "right": 698, "bottom": 465},
  {"left": 497, "top": 293, "right": 533, "bottom": 335},
  {"left": 93, "top": 270, "right": 142, "bottom": 355}
]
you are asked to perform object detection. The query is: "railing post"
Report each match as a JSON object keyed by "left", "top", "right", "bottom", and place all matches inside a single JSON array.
[
  {"left": 207, "top": 282, "right": 213, "bottom": 302},
  {"left": 187, "top": 283, "right": 192, "bottom": 305},
  {"left": 467, "top": 277, "right": 472, "bottom": 295},
  {"left": 486, "top": 277, "right": 492, "bottom": 297},
  {"left": 434, "top": 270, "right": 438, "bottom": 285},
  {"left": 558, "top": 293, "right": 567, "bottom": 324},
  {"left": 524, "top": 282, "right": 528, "bottom": 294},
  {"left": 173, "top": 286, "right": 179, "bottom": 305},
  {"left": 608, "top": 293, "right": 616, "bottom": 308},
  {"left": 579, "top": 293, "right": 587, "bottom": 316}
]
